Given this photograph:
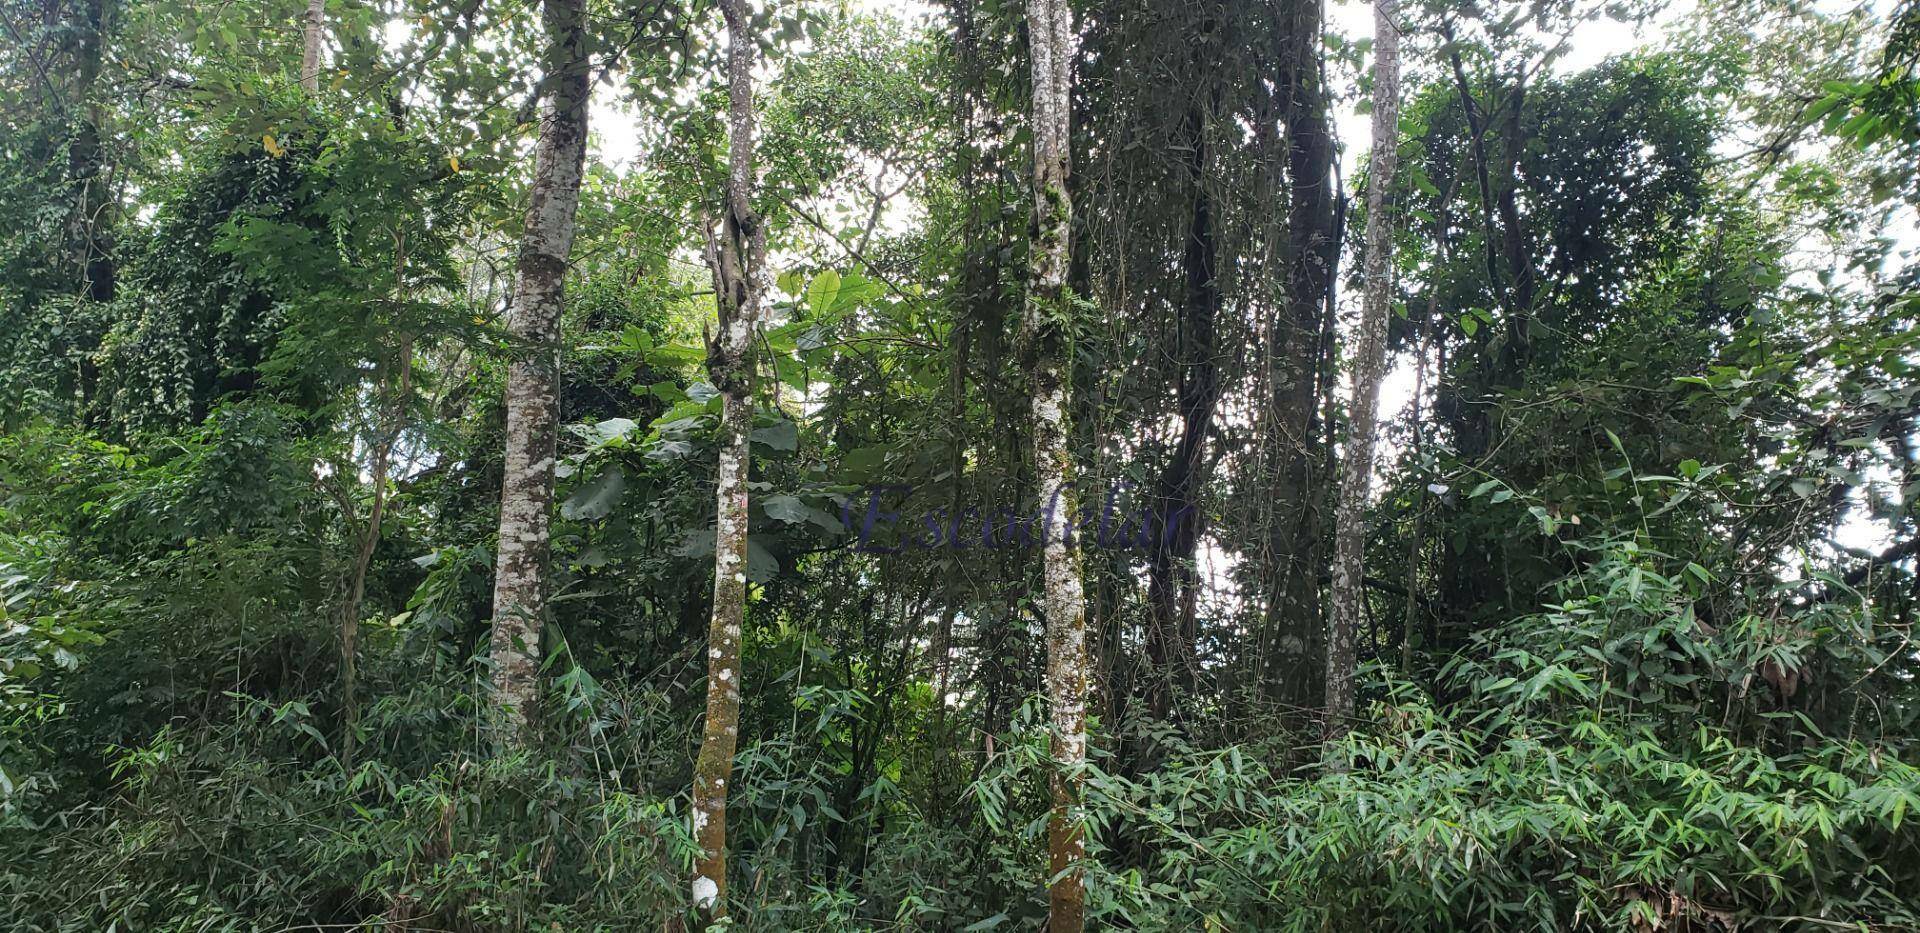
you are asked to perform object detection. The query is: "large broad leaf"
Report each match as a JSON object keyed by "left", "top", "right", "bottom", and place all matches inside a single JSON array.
[
  {"left": 674, "top": 528, "right": 714, "bottom": 559},
  {"left": 831, "top": 272, "right": 884, "bottom": 310},
  {"left": 646, "top": 439, "right": 696, "bottom": 461},
  {"left": 805, "top": 269, "right": 842, "bottom": 315},
  {"left": 746, "top": 536, "right": 780, "bottom": 583},
  {"left": 762, "top": 494, "right": 843, "bottom": 534},
  {"left": 841, "top": 445, "right": 887, "bottom": 480},
  {"left": 751, "top": 418, "right": 799, "bottom": 452},
  {"left": 561, "top": 467, "right": 625, "bottom": 521},
  {"left": 583, "top": 417, "right": 637, "bottom": 445},
  {"left": 651, "top": 399, "right": 713, "bottom": 433},
  {"left": 796, "top": 323, "right": 833, "bottom": 352},
  {"left": 647, "top": 381, "right": 688, "bottom": 405}
]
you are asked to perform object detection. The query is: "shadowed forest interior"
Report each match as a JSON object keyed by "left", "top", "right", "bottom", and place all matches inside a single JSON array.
[{"left": 3, "top": 0, "right": 1920, "bottom": 929}]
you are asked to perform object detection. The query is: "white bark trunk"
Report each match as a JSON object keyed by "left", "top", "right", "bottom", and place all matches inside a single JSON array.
[
  {"left": 689, "top": 0, "right": 766, "bottom": 921},
  {"left": 1025, "top": 1, "right": 1087, "bottom": 929},
  {"left": 1327, "top": 0, "right": 1403, "bottom": 746},
  {"left": 487, "top": 0, "right": 591, "bottom": 743},
  {"left": 300, "top": 0, "right": 325, "bottom": 93}
]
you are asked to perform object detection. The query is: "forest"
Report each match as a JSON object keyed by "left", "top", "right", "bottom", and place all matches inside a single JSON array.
[{"left": 2, "top": 0, "right": 1919, "bottom": 928}]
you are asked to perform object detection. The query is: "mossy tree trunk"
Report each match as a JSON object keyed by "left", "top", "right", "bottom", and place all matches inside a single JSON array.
[
  {"left": 1025, "top": 0, "right": 1088, "bottom": 928},
  {"left": 487, "top": 0, "right": 591, "bottom": 743},
  {"left": 689, "top": 0, "right": 767, "bottom": 921}
]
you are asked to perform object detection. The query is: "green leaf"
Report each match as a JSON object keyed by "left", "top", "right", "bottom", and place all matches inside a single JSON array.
[
  {"left": 1528, "top": 505, "right": 1557, "bottom": 535},
  {"left": 806, "top": 269, "right": 842, "bottom": 315},
  {"left": 842, "top": 446, "right": 888, "bottom": 479},
  {"left": 561, "top": 467, "right": 626, "bottom": 521},
  {"left": 746, "top": 536, "right": 780, "bottom": 583},
  {"left": 1411, "top": 164, "right": 1441, "bottom": 197},
  {"left": 763, "top": 494, "right": 842, "bottom": 533},
  {"left": 751, "top": 418, "right": 799, "bottom": 452},
  {"left": 583, "top": 417, "right": 638, "bottom": 446}
]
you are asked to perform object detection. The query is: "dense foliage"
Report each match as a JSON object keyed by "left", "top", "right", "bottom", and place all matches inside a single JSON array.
[{"left": 2, "top": 0, "right": 1917, "bottom": 929}]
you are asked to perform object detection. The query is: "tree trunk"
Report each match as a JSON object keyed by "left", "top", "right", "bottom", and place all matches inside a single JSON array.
[
  {"left": 1263, "top": 0, "right": 1341, "bottom": 712},
  {"left": 1143, "top": 96, "right": 1220, "bottom": 725},
  {"left": 340, "top": 328, "right": 412, "bottom": 771},
  {"left": 487, "top": 0, "right": 591, "bottom": 743},
  {"left": 300, "top": 0, "right": 325, "bottom": 93},
  {"left": 689, "top": 0, "right": 766, "bottom": 921},
  {"left": 1326, "top": 0, "right": 1402, "bottom": 746},
  {"left": 1024, "top": 1, "right": 1087, "bottom": 928}
]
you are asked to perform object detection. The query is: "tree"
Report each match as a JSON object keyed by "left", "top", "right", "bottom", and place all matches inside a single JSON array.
[
  {"left": 301, "top": 0, "right": 325, "bottom": 93},
  {"left": 688, "top": 0, "right": 767, "bottom": 920},
  {"left": 487, "top": 0, "right": 592, "bottom": 741},
  {"left": 1024, "top": 0, "right": 1087, "bottom": 927},
  {"left": 1326, "top": 0, "right": 1402, "bottom": 745},
  {"left": 1264, "top": 0, "right": 1343, "bottom": 712},
  {"left": 7, "top": 2, "right": 1920, "bottom": 930}
]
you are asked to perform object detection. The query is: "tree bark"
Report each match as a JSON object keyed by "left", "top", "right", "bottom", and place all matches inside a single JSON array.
[
  {"left": 300, "top": 0, "right": 325, "bottom": 93},
  {"left": 1262, "top": 0, "right": 1342, "bottom": 711},
  {"left": 689, "top": 0, "right": 766, "bottom": 921},
  {"left": 1024, "top": 1, "right": 1088, "bottom": 928},
  {"left": 487, "top": 0, "right": 591, "bottom": 743},
  {"left": 1326, "top": 0, "right": 1402, "bottom": 746}
]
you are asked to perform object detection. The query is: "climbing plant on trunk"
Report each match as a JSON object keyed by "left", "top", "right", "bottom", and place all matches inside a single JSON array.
[
  {"left": 487, "top": 0, "right": 592, "bottom": 743},
  {"left": 1024, "top": 0, "right": 1088, "bottom": 928},
  {"left": 688, "top": 0, "right": 766, "bottom": 920}
]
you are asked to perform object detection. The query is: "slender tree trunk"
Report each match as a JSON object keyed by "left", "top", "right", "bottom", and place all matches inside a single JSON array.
[
  {"left": 300, "top": 0, "right": 325, "bottom": 93},
  {"left": 1024, "top": 1, "right": 1087, "bottom": 928},
  {"left": 340, "top": 329, "right": 412, "bottom": 771},
  {"left": 689, "top": 0, "right": 766, "bottom": 921},
  {"left": 487, "top": 0, "right": 591, "bottom": 743},
  {"left": 1143, "top": 95, "right": 1220, "bottom": 725},
  {"left": 1326, "top": 0, "right": 1402, "bottom": 746}
]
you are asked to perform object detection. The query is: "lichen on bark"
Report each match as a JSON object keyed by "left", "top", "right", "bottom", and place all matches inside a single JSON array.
[
  {"left": 486, "top": 0, "right": 591, "bottom": 744},
  {"left": 1024, "top": 0, "right": 1089, "bottom": 929},
  {"left": 687, "top": 0, "right": 767, "bottom": 922}
]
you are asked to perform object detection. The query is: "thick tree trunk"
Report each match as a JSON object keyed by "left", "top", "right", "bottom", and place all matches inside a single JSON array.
[
  {"left": 487, "top": 0, "right": 590, "bottom": 742},
  {"left": 1262, "top": 0, "right": 1342, "bottom": 711},
  {"left": 1326, "top": 0, "right": 1402, "bottom": 745},
  {"left": 300, "top": 0, "right": 325, "bottom": 93},
  {"left": 689, "top": 0, "right": 766, "bottom": 921},
  {"left": 1024, "top": 1, "right": 1088, "bottom": 929}
]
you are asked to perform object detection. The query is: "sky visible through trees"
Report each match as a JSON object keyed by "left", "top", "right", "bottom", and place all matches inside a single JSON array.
[{"left": 3, "top": 0, "right": 1919, "bottom": 929}]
